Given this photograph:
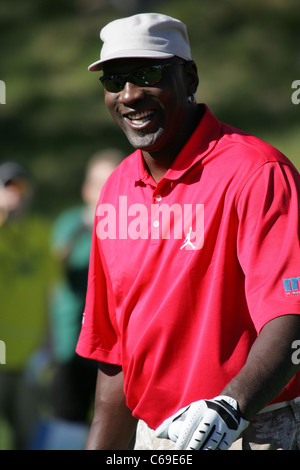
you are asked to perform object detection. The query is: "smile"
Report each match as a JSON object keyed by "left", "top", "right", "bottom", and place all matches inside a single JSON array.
[{"left": 124, "top": 110, "right": 156, "bottom": 129}]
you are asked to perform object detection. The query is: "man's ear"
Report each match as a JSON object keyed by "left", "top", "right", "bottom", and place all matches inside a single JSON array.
[{"left": 186, "top": 60, "right": 199, "bottom": 97}]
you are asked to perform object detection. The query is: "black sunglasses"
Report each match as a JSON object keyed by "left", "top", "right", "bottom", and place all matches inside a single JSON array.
[{"left": 99, "top": 61, "right": 186, "bottom": 93}]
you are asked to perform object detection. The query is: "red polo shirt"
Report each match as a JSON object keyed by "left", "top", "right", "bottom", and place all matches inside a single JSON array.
[{"left": 76, "top": 105, "right": 300, "bottom": 429}]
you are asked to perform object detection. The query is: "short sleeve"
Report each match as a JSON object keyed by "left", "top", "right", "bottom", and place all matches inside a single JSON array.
[
  {"left": 237, "top": 162, "right": 300, "bottom": 332},
  {"left": 76, "top": 221, "right": 122, "bottom": 364}
]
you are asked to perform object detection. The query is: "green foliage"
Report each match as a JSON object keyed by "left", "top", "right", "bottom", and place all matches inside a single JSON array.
[{"left": 0, "top": 0, "right": 299, "bottom": 217}]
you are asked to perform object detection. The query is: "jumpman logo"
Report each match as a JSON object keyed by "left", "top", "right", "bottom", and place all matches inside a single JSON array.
[{"left": 180, "top": 226, "right": 196, "bottom": 250}]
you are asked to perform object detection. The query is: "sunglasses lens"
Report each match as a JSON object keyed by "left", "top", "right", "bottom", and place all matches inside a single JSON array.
[
  {"left": 101, "top": 76, "right": 124, "bottom": 93},
  {"left": 134, "top": 67, "right": 162, "bottom": 86},
  {"left": 100, "top": 65, "right": 167, "bottom": 92}
]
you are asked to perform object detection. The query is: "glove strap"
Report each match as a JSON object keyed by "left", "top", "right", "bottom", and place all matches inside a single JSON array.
[{"left": 205, "top": 395, "right": 243, "bottom": 430}]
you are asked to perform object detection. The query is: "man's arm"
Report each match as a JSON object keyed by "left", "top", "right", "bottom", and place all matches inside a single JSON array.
[
  {"left": 155, "top": 314, "right": 300, "bottom": 450},
  {"left": 85, "top": 362, "right": 138, "bottom": 450},
  {"left": 222, "top": 314, "right": 300, "bottom": 420}
]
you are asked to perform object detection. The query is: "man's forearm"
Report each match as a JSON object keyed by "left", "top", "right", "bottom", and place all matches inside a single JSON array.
[
  {"left": 86, "top": 363, "right": 137, "bottom": 450},
  {"left": 221, "top": 314, "right": 300, "bottom": 420},
  {"left": 85, "top": 401, "right": 137, "bottom": 450}
]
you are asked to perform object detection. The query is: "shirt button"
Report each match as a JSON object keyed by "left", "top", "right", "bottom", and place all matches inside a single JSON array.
[
  {"left": 153, "top": 220, "right": 159, "bottom": 228},
  {"left": 155, "top": 195, "right": 162, "bottom": 202}
]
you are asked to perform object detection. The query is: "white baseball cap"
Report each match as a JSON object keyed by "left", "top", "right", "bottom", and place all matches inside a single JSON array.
[{"left": 88, "top": 13, "right": 192, "bottom": 71}]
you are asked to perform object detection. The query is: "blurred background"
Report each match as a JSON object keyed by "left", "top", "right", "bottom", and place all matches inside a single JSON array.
[{"left": 0, "top": 0, "right": 299, "bottom": 450}]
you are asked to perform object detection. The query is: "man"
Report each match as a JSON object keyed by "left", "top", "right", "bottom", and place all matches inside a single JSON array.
[{"left": 76, "top": 13, "right": 300, "bottom": 450}]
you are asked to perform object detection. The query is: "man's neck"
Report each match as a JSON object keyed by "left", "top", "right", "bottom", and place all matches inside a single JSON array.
[{"left": 142, "top": 104, "right": 204, "bottom": 183}]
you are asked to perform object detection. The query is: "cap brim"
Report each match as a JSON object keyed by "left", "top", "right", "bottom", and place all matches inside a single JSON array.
[{"left": 88, "top": 50, "right": 174, "bottom": 71}]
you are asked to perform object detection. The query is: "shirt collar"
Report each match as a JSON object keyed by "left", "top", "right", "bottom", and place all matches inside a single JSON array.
[{"left": 135, "top": 104, "right": 222, "bottom": 184}]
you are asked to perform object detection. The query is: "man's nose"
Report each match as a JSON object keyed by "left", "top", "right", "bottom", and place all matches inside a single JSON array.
[{"left": 118, "top": 81, "right": 145, "bottom": 104}]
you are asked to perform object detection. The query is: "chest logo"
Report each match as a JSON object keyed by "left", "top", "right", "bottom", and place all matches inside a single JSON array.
[{"left": 180, "top": 227, "right": 196, "bottom": 250}]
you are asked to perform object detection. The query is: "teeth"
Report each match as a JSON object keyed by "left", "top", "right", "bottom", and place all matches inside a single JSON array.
[{"left": 127, "top": 110, "right": 154, "bottom": 121}]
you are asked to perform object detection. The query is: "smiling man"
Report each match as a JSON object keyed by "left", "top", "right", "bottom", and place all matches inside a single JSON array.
[
  {"left": 101, "top": 56, "right": 201, "bottom": 181},
  {"left": 76, "top": 13, "right": 300, "bottom": 450}
]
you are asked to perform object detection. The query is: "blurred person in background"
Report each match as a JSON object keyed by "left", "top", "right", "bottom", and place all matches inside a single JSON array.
[
  {"left": 0, "top": 162, "right": 33, "bottom": 226},
  {"left": 0, "top": 161, "right": 57, "bottom": 450},
  {"left": 31, "top": 149, "right": 122, "bottom": 450}
]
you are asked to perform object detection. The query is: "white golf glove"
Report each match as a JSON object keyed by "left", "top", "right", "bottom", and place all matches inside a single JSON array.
[{"left": 155, "top": 395, "right": 249, "bottom": 450}]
